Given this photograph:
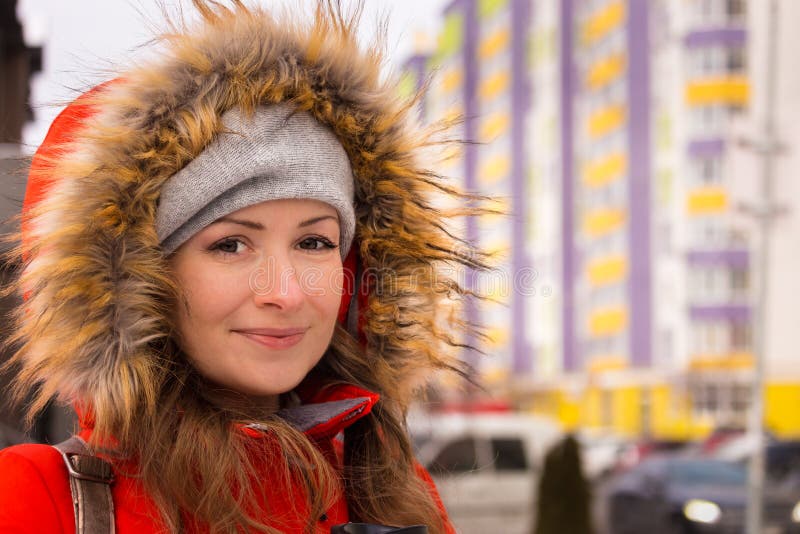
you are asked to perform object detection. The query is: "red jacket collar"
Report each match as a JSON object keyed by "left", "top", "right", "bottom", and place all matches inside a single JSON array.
[
  {"left": 279, "top": 382, "right": 379, "bottom": 440},
  {"left": 77, "top": 383, "right": 380, "bottom": 442}
]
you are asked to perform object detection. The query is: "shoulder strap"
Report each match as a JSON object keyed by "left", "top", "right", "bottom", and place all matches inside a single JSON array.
[{"left": 53, "top": 436, "right": 116, "bottom": 534}]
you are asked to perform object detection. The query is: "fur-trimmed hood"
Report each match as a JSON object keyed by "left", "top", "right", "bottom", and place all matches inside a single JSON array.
[{"left": 8, "top": 1, "right": 485, "bottom": 431}]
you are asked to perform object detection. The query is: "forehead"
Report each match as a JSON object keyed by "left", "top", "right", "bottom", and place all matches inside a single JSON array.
[{"left": 222, "top": 198, "right": 339, "bottom": 220}]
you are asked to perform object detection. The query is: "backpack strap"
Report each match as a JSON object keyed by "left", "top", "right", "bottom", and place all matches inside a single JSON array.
[{"left": 53, "top": 436, "right": 115, "bottom": 534}]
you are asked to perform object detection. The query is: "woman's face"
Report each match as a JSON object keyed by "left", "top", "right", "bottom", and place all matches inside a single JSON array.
[{"left": 169, "top": 198, "right": 344, "bottom": 399}]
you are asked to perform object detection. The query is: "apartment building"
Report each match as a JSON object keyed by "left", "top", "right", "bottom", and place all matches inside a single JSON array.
[{"left": 409, "top": 0, "right": 800, "bottom": 438}]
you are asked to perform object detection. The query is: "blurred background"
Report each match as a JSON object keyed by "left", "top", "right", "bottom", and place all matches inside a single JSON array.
[{"left": 2, "top": 0, "right": 800, "bottom": 533}]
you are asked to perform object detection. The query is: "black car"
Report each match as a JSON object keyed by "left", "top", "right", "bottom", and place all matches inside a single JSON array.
[{"left": 607, "top": 456, "right": 800, "bottom": 534}]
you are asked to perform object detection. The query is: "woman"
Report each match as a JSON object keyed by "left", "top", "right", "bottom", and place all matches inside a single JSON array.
[{"left": 0, "top": 1, "right": 487, "bottom": 533}]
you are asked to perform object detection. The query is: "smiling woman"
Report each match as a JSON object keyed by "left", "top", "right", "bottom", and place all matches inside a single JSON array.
[
  {"left": 0, "top": 1, "right": 489, "bottom": 534},
  {"left": 171, "top": 199, "right": 345, "bottom": 400}
]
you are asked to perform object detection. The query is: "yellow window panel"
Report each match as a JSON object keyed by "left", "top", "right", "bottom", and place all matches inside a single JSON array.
[
  {"left": 441, "top": 68, "right": 464, "bottom": 94},
  {"left": 582, "top": 0, "right": 625, "bottom": 46},
  {"left": 480, "top": 112, "right": 510, "bottom": 141},
  {"left": 688, "top": 353, "right": 754, "bottom": 371},
  {"left": 685, "top": 76, "right": 750, "bottom": 106},
  {"left": 687, "top": 186, "right": 728, "bottom": 214},
  {"left": 478, "top": 27, "right": 511, "bottom": 60},
  {"left": 478, "top": 0, "right": 508, "bottom": 20},
  {"left": 587, "top": 53, "right": 626, "bottom": 91},
  {"left": 587, "top": 355, "right": 627, "bottom": 374},
  {"left": 437, "top": 12, "right": 463, "bottom": 61},
  {"left": 583, "top": 207, "right": 626, "bottom": 237},
  {"left": 483, "top": 325, "right": 509, "bottom": 348},
  {"left": 479, "top": 153, "right": 510, "bottom": 185},
  {"left": 583, "top": 151, "right": 627, "bottom": 187},
  {"left": 588, "top": 306, "right": 627, "bottom": 337},
  {"left": 588, "top": 104, "right": 626, "bottom": 139},
  {"left": 478, "top": 70, "right": 511, "bottom": 101},
  {"left": 587, "top": 255, "right": 627, "bottom": 287}
]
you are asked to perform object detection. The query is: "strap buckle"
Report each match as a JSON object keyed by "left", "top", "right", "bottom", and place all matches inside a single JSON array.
[{"left": 58, "top": 449, "right": 115, "bottom": 485}]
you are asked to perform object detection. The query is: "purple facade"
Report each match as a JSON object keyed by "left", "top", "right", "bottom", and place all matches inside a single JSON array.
[
  {"left": 687, "top": 249, "right": 749, "bottom": 268},
  {"left": 684, "top": 28, "right": 747, "bottom": 48},
  {"left": 560, "top": 0, "right": 577, "bottom": 373},
  {"left": 402, "top": 54, "right": 430, "bottom": 120},
  {"left": 689, "top": 305, "right": 752, "bottom": 322},
  {"left": 511, "top": 0, "right": 532, "bottom": 374},
  {"left": 449, "top": 0, "right": 481, "bottom": 370},
  {"left": 627, "top": 0, "right": 652, "bottom": 368},
  {"left": 688, "top": 138, "right": 726, "bottom": 158}
]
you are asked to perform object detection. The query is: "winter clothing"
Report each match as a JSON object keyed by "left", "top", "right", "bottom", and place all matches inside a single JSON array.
[
  {"left": 0, "top": 383, "right": 451, "bottom": 533},
  {"left": 156, "top": 104, "right": 356, "bottom": 256},
  {"left": 0, "top": 2, "right": 479, "bottom": 533}
]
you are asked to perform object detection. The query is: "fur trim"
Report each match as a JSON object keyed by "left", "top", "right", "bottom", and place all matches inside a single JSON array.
[{"left": 6, "top": 1, "right": 489, "bottom": 431}]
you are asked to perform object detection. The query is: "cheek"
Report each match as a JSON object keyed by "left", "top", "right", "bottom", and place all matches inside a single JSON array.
[
  {"left": 298, "top": 263, "right": 345, "bottom": 319},
  {"left": 172, "top": 263, "right": 251, "bottom": 335}
]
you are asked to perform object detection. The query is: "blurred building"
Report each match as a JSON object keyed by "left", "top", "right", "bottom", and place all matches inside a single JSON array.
[{"left": 408, "top": 0, "right": 800, "bottom": 439}]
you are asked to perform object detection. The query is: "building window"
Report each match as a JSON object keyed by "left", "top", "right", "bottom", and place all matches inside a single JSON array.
[
  {"left": 697, "top": 157, "right": 721, "bottom": 184},
  {"left": 726, "top": 0, "right": 746, "bottom": 19},
  {"left": 701, "top": 48, "right": 716, "bottom": 75},
  {"left": 691, "top": 319, "right": 729, "bottom": 354},
  {"left": 691, "top": 378, "right": 750, "bottom": 422},
  {"left": 695, "top": 382, "right": 720, "bottom": 414},
  {"left": 732, "top": 383, "right": 751, "bottom": 413},
  {"left": 730, "top": 268, "right": 749, "bottom": 296},
  {"left": 691, "top": 105, "right": 725, "bottom": 136},
  {"left": 690, "top": 219, "right": 729, "bottom": 248},
  {"left": 700, "top": 0, "right": 715, "bottom": 22},
  {"left": 726, "top": 47, "right": 746, "bottom": 74},
  {"left": 730, "top": 321, "right": 751, "bottom": 351},
  {"left": 730, "top": 228, "right": 749, "bottom": 247}
]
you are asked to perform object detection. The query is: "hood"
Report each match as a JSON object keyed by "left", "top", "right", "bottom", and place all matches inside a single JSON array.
[{"left": 9, "top": 2, "right": 486, "bottom": 427}]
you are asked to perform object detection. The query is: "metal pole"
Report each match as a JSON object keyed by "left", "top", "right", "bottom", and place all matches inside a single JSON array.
[{"left": 745, "top": 0, "right": 779, "bottom": 532}]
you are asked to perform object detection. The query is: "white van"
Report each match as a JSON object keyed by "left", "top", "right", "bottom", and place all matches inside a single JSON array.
[{"left": 409, "top": 411, "right": 563, "bottom": 534}]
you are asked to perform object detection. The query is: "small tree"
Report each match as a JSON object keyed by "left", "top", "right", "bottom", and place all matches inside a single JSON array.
[{"left": 533, "top": 434, "right": 594, "bottom": 534}]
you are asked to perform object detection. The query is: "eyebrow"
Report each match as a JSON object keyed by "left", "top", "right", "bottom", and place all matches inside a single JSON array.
[
  {"left": 211, "top": 214, "right": 338, "bottom": 230},
  {"left": 298, "top": 215, "right": 339, "bottom": 228},
  {"left": 212, "top": 216, "right": 265, "bottom": 230}
]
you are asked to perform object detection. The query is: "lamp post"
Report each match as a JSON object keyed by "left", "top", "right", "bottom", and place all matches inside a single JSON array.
[{"left": 739, "top": 1, "right": 783, "bottom": 532}]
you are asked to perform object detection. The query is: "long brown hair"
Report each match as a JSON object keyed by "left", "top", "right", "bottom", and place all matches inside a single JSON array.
[{"left": 85, "top": 324, "right": 451, "bottom": 534}]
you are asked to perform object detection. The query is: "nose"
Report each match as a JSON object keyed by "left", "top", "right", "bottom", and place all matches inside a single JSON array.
[{"left": 249, "top": 253, "right": 305, "bottom": 312}]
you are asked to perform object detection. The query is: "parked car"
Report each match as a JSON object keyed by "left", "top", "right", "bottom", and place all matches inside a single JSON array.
[
  {"left": 576, "top": 430, "right": 629, "bottom": 481},
  {"left": 614, "top": 439, "right": 689, "bottom": 473},
  {"left": 711, "top": 434, "right": 800, "bottom": 488},
  {"left": 408, "top": 412, "right": 563, "bottom": 534},
  {"left": 606, "top": 456, "right": 800, "bottom": 534}
]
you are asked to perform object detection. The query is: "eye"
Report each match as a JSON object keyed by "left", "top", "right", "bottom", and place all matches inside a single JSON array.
[
  {"left": 298, "top": 236, "right": 337, "bottom": 251},
  {"left": 209, "top": 238, "right": 247, "bottom": 255}
]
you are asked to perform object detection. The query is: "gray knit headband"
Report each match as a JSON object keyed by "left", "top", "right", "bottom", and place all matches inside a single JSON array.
[{"left": 155, "top": 104, "right": 356, "bottom": 258}]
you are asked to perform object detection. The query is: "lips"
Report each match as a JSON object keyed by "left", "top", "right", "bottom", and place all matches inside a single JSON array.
[{"left": 233, "top": 327, "right": 308, "bottom": 349}]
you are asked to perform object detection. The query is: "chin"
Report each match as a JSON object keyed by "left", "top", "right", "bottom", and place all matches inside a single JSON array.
[{"left": 232, "top": 371, "right": 310, "bottom": 398}]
